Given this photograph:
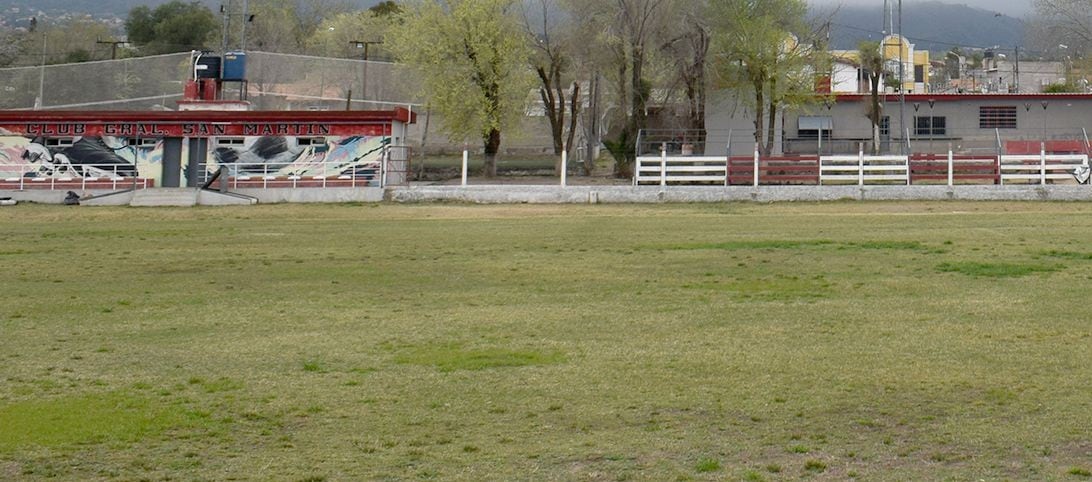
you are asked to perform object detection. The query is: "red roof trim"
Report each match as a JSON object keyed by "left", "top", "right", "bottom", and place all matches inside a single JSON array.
[
  {"left": 0, "top": 109, "right": 416, "bottom": 124},
  {"left": 833, "top": 93, "right": 1092, "bottom": 102}
]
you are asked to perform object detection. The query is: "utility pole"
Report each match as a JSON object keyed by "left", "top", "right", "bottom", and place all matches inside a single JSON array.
[
  {"left": 350, "top": 40, "right": 383, "bottom": 106},
  {"left": 898, "top": 0, "right": 906, "bottom": 153},
  {"left": 240, "top": 0, "right": 250, "bottom": 51},
  {"left": 36, "top": 32, "right": 46, "bottom": 110},
  {"left": 96, "top": 39, "right": 127, "bottom": 60},
  {"left": 220, "top": 2, "right": 230, "bottom": 53},
  {"left": 1014, "top": 45, "right": 1020, "bottom": 92}
]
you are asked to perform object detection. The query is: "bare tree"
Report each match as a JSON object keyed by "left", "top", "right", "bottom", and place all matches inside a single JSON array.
[{"left": 521, "top": 0, "right": 581, "bottom": 175}]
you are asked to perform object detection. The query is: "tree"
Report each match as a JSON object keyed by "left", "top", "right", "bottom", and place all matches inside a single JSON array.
[
  {"left": 521, "top": 0, "right": 580, "bottom": 174},
  {"left": 709, "top": 0, "right": 827, "bottom": 156},
  {"left": 858, "top": 41, "right": 884, "bottom": 154},
  {"left": 388, "top": 0, "right": 532, "bottom": 178},
  {"left": 661, "top": 0, "right": 710, "bottom": 133},
  {"left": 125, "top": 1, "right": 218, "bottom": 55},
  {"left": 1033, "top": 0, "right": 1092, "bottom": 54},
  {"left": 370, "top": 1, "right": 403, "bottom": 17},
  {"left": 568, "top": 0, "right": 670, "bottom": 177}
]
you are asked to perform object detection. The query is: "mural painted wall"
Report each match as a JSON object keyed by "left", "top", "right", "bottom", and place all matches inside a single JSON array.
[
  {"left": 0, "top": 135, "right": 162, "bottom": 182},
  {"left": 0, "top": 132, "right": 390, "bottom": 187},
  {"left": 207, "top": 135, "right": 389, "bottom": 180}
]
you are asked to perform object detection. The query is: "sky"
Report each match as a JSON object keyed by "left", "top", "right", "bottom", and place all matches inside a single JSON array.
[{"left": 808, "top": 0, "right": 1033, "bottom": 16}]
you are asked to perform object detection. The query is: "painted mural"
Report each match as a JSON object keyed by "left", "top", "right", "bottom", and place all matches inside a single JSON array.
[
  {"left": 207, "top": 135, "right": 388, "bottom": 180},
  {"left": 0, "top": 131, "right": 389, "bottom": 187},
  {"left": 0, "top": 135, "right": 161, "bottom": 182}
]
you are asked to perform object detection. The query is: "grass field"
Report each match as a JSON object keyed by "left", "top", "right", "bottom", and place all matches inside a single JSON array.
[{"left": 1, "top": 202, "right": 1090, "bottom": 481}]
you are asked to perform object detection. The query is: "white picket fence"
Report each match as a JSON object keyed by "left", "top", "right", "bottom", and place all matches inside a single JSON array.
[
  {"left": 999, "top": 153, "right": 1088, "bottom": 185},
  {"left": 818, "top": 153, "right": 909, "bottom": 185},
  {"left": 633, "top": 155, "right": 728, "bottom": 186},
  {"left": 633, "top": 149, "right": 1090, "bottom": 186}
]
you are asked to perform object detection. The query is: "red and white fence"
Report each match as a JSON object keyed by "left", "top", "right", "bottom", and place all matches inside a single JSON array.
[{"left": 634, "top": 147, "right": 1089, "bottom": 187}]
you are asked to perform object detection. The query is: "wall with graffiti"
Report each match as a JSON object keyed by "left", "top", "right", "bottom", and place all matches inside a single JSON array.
[
  {"left": 207, "top": 135, "right": 388, "bottom": 180},
  {"left": 0, "top": 132, "right": 390, "bottom": 188},
  {"left": 0, "top": 135, "right": 163, "bottom": 183}
]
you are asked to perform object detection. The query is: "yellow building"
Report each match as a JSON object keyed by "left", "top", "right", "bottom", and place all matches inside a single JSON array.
[{"left": 827, "top": 35, "right": 930, "bottom": 94}]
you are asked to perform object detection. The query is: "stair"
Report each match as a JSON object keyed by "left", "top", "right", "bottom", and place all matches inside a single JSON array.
[
  {"left": 81, "top": 188, "right": 257, "bottom": 207},
  {"left": 130, "top": 188, "right": 199, "bottom": 207}
]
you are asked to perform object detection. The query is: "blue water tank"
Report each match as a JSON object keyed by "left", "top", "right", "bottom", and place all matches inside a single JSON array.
[{"left": 222, "top": 51, "right": 247, "bottom": 82}]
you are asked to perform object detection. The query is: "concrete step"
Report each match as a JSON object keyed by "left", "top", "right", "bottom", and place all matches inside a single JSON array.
[{"left": 130, "top": 188, "right": 198, "bottom": 207}]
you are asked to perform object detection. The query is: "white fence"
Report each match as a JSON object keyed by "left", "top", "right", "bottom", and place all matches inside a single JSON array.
[
  {"left": 999, "top": 154, "right": 1088, "bottom": 185},
  {"left": 634, "top": 153, "right": 728, "bottom": 186},
  {"left": 819, "top": 153, "right": 909, "bottom": 185},
  {"left": 632, "top": 149, "right": 1090, "bottom": 186}
]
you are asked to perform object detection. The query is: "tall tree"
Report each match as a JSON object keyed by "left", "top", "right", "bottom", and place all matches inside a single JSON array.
[
  {"left": 521, "top": 0, "right": 580, "bottom": 175},
  {"left": 858, "top": 41, "right": 885, "bottom": 154},
  {"left": 388, "top": 0, "right": 532, "bottom": 177},
  {"left": 569, "top": 0, "right": 669, "bottom": 177},
  {"left": 125, "top": 1, "right": 218, "bottom": 55},
  {"left": 709, "top": 0, "right": 827, "bottom": 156},
  {"left": 1032, "top": 0, "right": 1092, "bottom": 54},
  {"left": 661, "top": 0, "right": 710, "bottom": 133}
]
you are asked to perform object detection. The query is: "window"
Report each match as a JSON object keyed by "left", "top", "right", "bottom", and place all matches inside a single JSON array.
[
  {"left": 879, "top": 116, "right": 891, "bottom": 139},
  {"left": 914, "top": 116, "right": 946, "bottom": 136},
  {"left": 44, "top": 138, "right": 75, "bottom": 147},
  {"left": 127, "top": 138, "right": 158, "bottom": 147},
  {"left": 217, "top": 137, "right": 245, "bottom": 146},
  {"left": 297, "top": 137, "right": 327, "bottom": 146},
  {"left": 979, "top": 106, "right": 1017, "bottom": 129},
  {"left": 797, "top": 116, "right": 832, "bottom": 140},
  {"left": 914, "top": 65, "right": 924, "bottom": 83}
]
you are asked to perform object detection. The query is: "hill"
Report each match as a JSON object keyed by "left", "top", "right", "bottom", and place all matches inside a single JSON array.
[{"left": 822, "top": 1, "right": 1025, "bottom": 53}]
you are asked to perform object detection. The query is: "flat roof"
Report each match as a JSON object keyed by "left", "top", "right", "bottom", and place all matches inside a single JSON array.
[
  {"left": 833, "top": 93, "right": 1092, "bottom": 102},
  {"left": 0, "top": 108, "right": 416, "bottom": 125}
]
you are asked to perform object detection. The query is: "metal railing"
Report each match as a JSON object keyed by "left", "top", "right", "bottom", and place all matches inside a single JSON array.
[
  {"left": 198, "top": 146, "right": 411, "bottom": 189},
  {"left": 0, "top": 161, "right": 153, "bottom": 190}
]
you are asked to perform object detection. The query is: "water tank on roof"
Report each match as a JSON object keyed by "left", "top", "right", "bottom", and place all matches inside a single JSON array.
[
  {"left": 222, "top": 51, "right": 247, "bottom": 82},
  {"left": 194, "top": 54, "right": 221, "bottom": 79}
]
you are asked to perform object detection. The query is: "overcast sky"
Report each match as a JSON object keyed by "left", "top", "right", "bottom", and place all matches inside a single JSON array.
[{"left": 808, "top": 0, "right": 1032, "bottom": 16}]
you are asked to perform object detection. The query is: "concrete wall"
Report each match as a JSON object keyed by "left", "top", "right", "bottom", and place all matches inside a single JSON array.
[
  {"left": 9, "top": 185, "right": 1092, "bottom": 205},
  {"left": 707, "top": 91, "right": 1092, "bottom": 156},
  {"left": 386, "top": 185, "right": 1092, "bottom": 204}
]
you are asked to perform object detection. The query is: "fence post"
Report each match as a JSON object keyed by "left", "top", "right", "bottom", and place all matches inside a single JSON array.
[
  {"left": 858, "top": 142, "right": 864, "bottom": 186},
  {"left": 660, "top": 143, "right": 667, "bottom": 187},
  {"left": 461, "top": 148, "right": 468, "bottom": 187},
  {"left": 753, "top": 144, "right": 759, "bottom": 187},
  {"left": 561, "top": 150, "right": 567, "bottom": 188},
  {"left": 380, "top": 147, "right": 388, "bottom": 188},
  {"left": 905, "top": 153, "right": 911, "bottom": 185},
  {"left": 947, "top": 143, "right": 954, "bottom": 187},
  {"left": 725, "top": 137, "right": 731, "bottom": 187},
  {"left": 1040, "top": 141, "right": 1047, "bottom": 185}
]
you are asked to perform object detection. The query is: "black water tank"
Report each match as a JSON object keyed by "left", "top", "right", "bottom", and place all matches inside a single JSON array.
[{"left": 194, "top": 55, "right": 222, "bottom": 79}]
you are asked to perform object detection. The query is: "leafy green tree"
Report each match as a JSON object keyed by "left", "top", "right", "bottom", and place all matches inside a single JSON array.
[
  {"left": 709, "top": 0, "right": 827, "bottom": 156},
  {"left": 125, "top": 1, "right": 218, "bottom": 55},
  {"left": 388, "top": 0, "right": 532, "bottom": 177}
]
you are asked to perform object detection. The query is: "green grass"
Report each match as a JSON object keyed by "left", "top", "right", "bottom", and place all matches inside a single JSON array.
[
  {"left": 0, "top": 202, "right": 1090, "bottom": 480},
  {"left": 0, "top": 392, "right": 188, "bottom": 451},
  {"left": 936, "top": 261, "right": 1061, "bottom": 277},
  {"left": 393, "top": 343, "right": 564, "bottom": 372}
]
